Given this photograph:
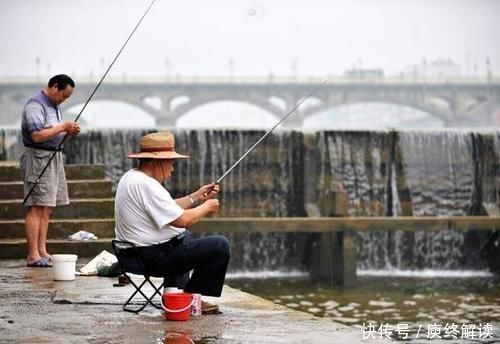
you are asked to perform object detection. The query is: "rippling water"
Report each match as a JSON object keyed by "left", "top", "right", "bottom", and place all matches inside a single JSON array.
[{"left": 226, "top": 273, "right": 500, "bottom": 341}]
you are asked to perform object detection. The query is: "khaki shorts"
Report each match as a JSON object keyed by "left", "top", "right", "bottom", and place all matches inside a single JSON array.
[{"left": 20, "top": 148, "right": 69, "bottom": 207}]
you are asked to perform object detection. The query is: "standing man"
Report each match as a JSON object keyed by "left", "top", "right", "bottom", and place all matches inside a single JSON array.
[
  {"left": 21, "top": 74, "right": 80, "bottom": 267},
  {"left": 115, "top": 131, "right": 230, "bottom": 313}
]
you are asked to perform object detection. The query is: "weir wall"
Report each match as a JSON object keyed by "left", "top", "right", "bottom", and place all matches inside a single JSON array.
[
  {"left": 1, "top": 128, "right": 499, "bottom": 218},
  {"left": 1, "top": 128, "right": 499, "bottom": 273}
]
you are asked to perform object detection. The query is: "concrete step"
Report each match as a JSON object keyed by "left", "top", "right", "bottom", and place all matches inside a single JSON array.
[
  {"left": 0, "top": 198, "right": 275, "bottom": 218},
  {"left": 0, "top": 238, "right": 113, "bottom": 259},
  {"left": 0, "top": 162, "right": 106, "bottom": 182},
  {"left": 0, "top": 198, "right": 114, "bottom": 219},
  {"left": 0, "top": 180, "right": 113, "bottom": 200},
  {"left": 0, "top": 218, "right": 115, "bottom": 240}
]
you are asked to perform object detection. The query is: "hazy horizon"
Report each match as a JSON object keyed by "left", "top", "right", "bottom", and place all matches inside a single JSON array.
[{"left": 1, "top": 0, "right": 499, "bottom": 78}]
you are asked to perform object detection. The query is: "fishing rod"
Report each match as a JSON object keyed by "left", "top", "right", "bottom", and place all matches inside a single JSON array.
[
  {"left": 23, "top": 0, "right": 156, "bottom": 205},
  {"left": 203, "top": 79, "right": 327, "bottom": 196}
]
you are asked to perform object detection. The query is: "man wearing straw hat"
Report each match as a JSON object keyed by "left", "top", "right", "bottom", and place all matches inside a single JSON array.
[{"left": 114, "top": 131, "right": 230, "bottom": 314}]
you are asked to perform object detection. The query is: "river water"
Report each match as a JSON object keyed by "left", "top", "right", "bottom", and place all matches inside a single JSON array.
[{"left": 227, "top": 272, "right": 500, "bottom": 342}]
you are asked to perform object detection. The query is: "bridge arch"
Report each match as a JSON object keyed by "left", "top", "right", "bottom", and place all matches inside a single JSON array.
[
  {"left": 66, "top": 100, "right": 155, "bottom": 128},
  {"left": 301, "top": 98, "right": 451, "bottom": 125},
  {"left": 67, "top": 92, "right": 160, "bottom": 122},
  {"left": 170, "top": 95, "right": 190, "bottom": 112},
  {"left": 172, "top": 96, "right": 284, "bottom": 120},
  {"left": 175, "top": 100, "right": 280, "bottom": 129},
  {"left": 1, "top": 80, "right": 497, "bottom": 127},
  {"left": 303, "top": 102, "right": 444, "bottom": 129}
]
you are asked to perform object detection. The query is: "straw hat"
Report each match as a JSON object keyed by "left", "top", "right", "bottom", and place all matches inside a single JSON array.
[{"left": 127, "top": 132, "right": 189, "bottom": 159}]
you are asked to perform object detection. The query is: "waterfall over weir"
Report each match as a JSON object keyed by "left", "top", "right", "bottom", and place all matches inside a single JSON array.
[
  {"left": 1, "top": 128, "right": 498, "bottom": 273},
  {"left": 316, "top": 130, "right": 498, "bottom": 270}
]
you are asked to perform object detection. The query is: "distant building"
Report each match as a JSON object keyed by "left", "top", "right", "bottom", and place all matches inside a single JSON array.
[
  {"left": 428, "top": 59, "right": 461, "bottom": 79},
  {"left": 343, "top": 68, "right": 384, "bottom": 80},
  {"left": 402, "top": 58, "right": 461, "bottom": 80}
]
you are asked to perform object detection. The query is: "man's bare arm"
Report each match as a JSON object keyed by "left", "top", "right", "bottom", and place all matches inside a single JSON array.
[
  {"left": 30, "top": 122, "right": 80, "bottom": 143},
  {"left": 170, "top": 199, "right": 219, "bottom": 228}
]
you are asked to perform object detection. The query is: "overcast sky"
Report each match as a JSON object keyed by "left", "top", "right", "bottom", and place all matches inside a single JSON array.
[{"left": 1, "top": 0, "right": 499, "bottom": 79}]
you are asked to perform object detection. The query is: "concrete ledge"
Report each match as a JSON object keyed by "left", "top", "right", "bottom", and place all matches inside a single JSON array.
[
  {"left": 0, "top": 162, "right": 106, "bottom": 181},
  {"left": 0, "top": 218, "right": 115, "bottom": 240},
  {"left": 0, "top": 239, "right": 112, "bottom": 259},
  {"left": 1, "top": 216, "right": 498, "bottom": 259},
  {"left": 0, "top": 179, "right": 112, "bottom": 199},
  {"left": 3, "top": 216, "right": 497, "bottom": 241},
  {"left": 0, "top": 198, "right": 114, "bottom": 219},
  {"left": 193, "top": 216, "right": 500, "bottom": 232},
  {"left": 0, "top": 261, "right": 378, "bottom": 343}
]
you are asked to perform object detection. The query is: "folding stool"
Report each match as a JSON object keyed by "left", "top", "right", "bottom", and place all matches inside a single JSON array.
[{"left": 111, "top": 240, "right": 165, "bottom": 313}]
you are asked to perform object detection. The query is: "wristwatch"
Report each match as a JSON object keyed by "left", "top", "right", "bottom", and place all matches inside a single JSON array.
[{"left": 188, "top": 194, "right": 199, "bottom": 207}]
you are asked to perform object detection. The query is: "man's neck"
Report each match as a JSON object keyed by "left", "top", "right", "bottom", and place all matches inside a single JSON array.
[
  {"left": 137, "top": 165, "right": 160, "bottom": 183},
  {"left": 42, "top": 88, "right": 56, "bottom": 107}
]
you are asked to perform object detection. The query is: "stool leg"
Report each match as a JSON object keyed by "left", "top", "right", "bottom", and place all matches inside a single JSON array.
[
  {"left": 122, "top": 275, "right": 166, "bottom": 313},
  {"left": 146, "top": 278, "right": 165, "bottom": 310}
]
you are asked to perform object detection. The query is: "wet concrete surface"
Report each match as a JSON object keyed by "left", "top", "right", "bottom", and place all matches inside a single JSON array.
[{"left": 0, "top": 259, "right": 387, "bottom": 344}]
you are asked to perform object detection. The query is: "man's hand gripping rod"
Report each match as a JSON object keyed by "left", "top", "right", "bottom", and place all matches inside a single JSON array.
[{"left": 203, "top": 80, "right": 328, "bottom": 197}]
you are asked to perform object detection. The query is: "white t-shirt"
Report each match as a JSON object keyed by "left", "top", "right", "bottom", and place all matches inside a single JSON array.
[{"left": 114, "top": 169, "right": 185, "bottom": 246}]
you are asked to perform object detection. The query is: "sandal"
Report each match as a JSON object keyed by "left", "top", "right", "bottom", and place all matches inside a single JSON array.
[
  {"left": 201, "top": 300, "right": 222, "bottom": 315},
  {"left": 26, "top": 258, "right": 52, "bottom": 268},
  {"left": 41, "top": 255, "right": 52, "bottom": 263}
]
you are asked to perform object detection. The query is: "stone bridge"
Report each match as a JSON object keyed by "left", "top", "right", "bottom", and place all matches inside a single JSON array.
[{"left": 1, "top": 77, "right": 499, "bottom": 127}]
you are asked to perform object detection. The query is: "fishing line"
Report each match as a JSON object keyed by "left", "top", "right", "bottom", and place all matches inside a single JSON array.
[
  {"left": 201, "top": 80, "right": 333, "bottom": 287},
  {"left": 214, "top": 80, "right": 327, "bottom": 186},
  {"left": 23, "top": 0, "right": 156, "bottom": 204}
]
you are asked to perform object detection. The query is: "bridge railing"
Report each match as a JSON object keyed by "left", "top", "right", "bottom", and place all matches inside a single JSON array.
[{"left": 0, "top": 75, "right": 498, "bottom": 85}]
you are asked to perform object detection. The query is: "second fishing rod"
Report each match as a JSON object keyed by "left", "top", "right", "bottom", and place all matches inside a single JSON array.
[{"left": 201, "top": 80, "right": 327, "bottom": 197}]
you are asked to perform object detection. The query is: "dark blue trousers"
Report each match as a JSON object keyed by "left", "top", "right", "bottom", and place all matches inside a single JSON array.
[{"left": 138, "top": 231, "right": 230, "bottom": 297}]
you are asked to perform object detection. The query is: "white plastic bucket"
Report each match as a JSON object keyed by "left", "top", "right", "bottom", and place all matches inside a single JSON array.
[{"left": 52, "top": 254, "right": 78, "bottom": 281}]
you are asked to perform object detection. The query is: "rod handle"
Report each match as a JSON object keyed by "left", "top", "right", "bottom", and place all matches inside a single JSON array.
[{"left": 202, "top": 182, "right": 219, "bottom": 198}]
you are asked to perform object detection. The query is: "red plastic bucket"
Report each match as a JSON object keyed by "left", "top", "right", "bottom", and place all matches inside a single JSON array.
[{"left": 161, "top": 292, "right": 194, "bottom": 321}]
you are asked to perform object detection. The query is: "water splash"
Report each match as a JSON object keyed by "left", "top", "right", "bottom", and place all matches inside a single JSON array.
[
  {"left": 399, "top": 131, "right": 475, "bottom": 216},
  {"left": 317, "top": 130, "right": 496, "bottom": 270},
  {"left": 317, "top": 131, "right": 390, "bottom": 217},
  {"left": 358, "top": 269, "right": 494, "bottom": 278}
]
